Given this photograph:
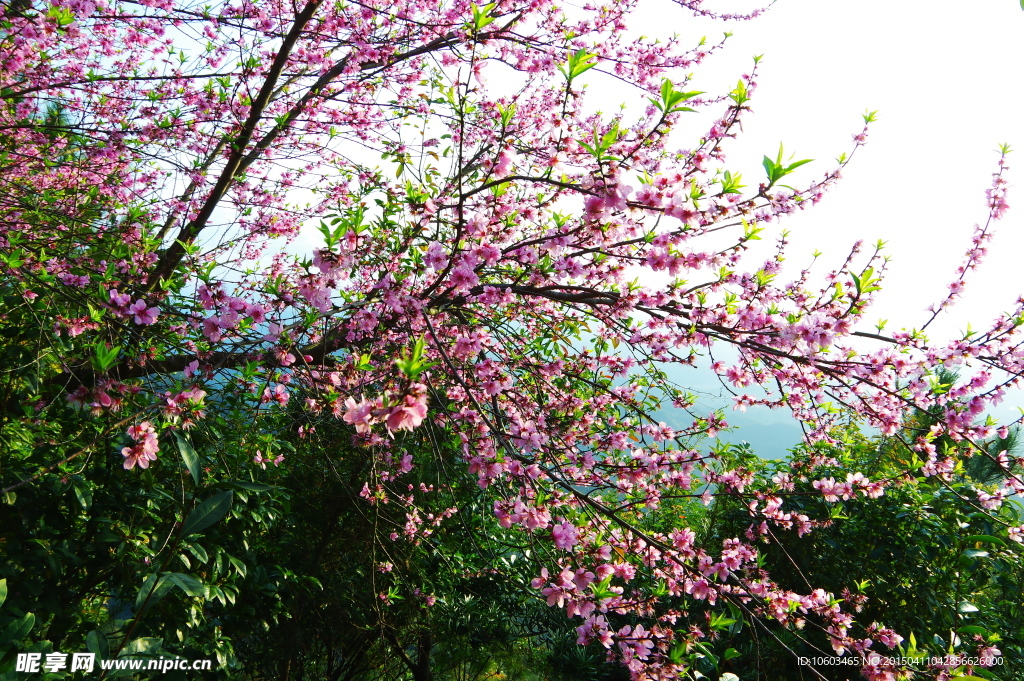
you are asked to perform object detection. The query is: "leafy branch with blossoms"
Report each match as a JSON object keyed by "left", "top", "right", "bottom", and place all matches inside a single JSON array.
[{"left": 1, "top": 0, "right": 1023, "bottom": 678}]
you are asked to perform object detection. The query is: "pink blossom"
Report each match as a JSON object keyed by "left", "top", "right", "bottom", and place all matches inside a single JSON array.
[
  {"left": 448, "top": 264, "right": 479, "bottom": 290},
  {"left": 1008, "top": 525, "right": 1024, "bottom": 543},
  {"left": 551, "top": 518, "right": 579, "bottom": 550},
  {"left": 262, "top": 384, "right": 289, "bottom": 406},
  {"left": 253, "top": 451, "right": 284, "bottom": 469},
  {"left": 978, "top": 645, "right": 1002, "bottom": 666},
  {"left": 386, "top": 385, "right": 428, "bottom": 433},
  {"left": 202, "top": 317, "right": 223, "bottom": 342},
  {"left": 246, "top": 303, "right": 266, "bottom": 323},
  {"left": 108, "top": 289, "right": 130, "bottom": 309},
  {"left": 475, "top": 242, "right": 501, "bottom": 264},
  {"left": 424, "top": 241, "right": 449, "bottom": 270},
  {"left": 343, "top": 396, "right": 378, "bottom": 433},
  {"left": 493, "top": 150, "right": 512, "bottom": 176},
  {"left": 58, "top": 272, "right": 91, "bottom": 287},
  {"left": 127, "top": 300, "right": 159, "bottom": 325},
  {"left": 122, "top": 422, "right": 159, "bottom": 470}
]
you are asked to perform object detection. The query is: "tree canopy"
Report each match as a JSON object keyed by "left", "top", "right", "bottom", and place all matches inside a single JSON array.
[{"left": 1, "top": 1, "right": 1022, "bottom": 679}]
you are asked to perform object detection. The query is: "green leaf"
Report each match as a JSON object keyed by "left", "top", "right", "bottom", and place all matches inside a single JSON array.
[
  {"left": 762, "top": 143, "right": 812, "bottom": 187},
  {"left": 46, "top": 6, "right": 76, "bottom": 25},
  {"left": 729, "top": 78, "right": 748, "bottom": 105},
  {"left": 165, "top": 572, "right": 206, "bottom": 598},
  {"left": 136, "top": 573, "right": 174, "bottom": 611},
  {"left": 181, "top": 491, "right": 233, "bottom": 537},
  {"left": 0, "top": 579, "right": 6, "bottom": 609},
  {"left": 470, "top": 2, "right": 496, "bottom": 31},
  {"left": 121, "top": 637, "right": 163, "bottom": 657},
  {"left": 599, "top": 121, "right": 621, "bottom": 152},
  {"left": 649, "top": 79, "right": 701, "bottom": 114},
  {"left": 958, "top": 601, "right": 980, "bottom": 613},
  {"left": 186, "top": 543, "right": 209, "bottom": 563},
  {"left": 726, "top": 600, "right": 743, "bottom": 625},
  {"left": 228, "top": 555, "right": 248, "bottom": 579},
  {"left": 497, "top": 102, "right": 515, "bottom": 127},
  {"left": 965, "top": 534, "right": 1007, "bottom": 547},
  {"left": 212, "top": 480, "right": 275, "bottom": 493},
  {"left": 957, "top": 625, "right": 989, "bottom": 636},
  {"left": 73, "top": 483, "right": 93, "bottom": 511},
  {"left": 784, "top": 158, "right": 814, "bottom": 172},
  {"left": 588, "top": 575, "right": 614, "bottom": 600},
  {"left": 558, "top": 49, "right": 598, "bottom": 83},
  {"left": 0, "top": 612, "right": 34, "bottom": 642},
  {"left": 174, "top": 432, "right": 201, "bottom": 487},
  {"left": 86, "top": 630, "right": 110, "bottom": 658},
  {"left": 92, "top": 342, "right": 121, "bottom": 371},
  {"left": 395, "top": 335, "right": 439, "bottom": 379},
  {"left": 709, "top": 612, "right": 736, "bottom": 630}
]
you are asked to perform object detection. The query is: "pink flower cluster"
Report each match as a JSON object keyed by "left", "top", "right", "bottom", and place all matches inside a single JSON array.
[
  {"left": 811, "top": 472, "right": 885, "bottom": 502},
  {"left": 107, "top": 290, "right": 160, "bottom": 325},
  {"left": 161, "top": 388, "right": 207, "bottom": 427},
  {"left": 343, "top": 383, "right": 428, "bottom": 435},
  {"left": 196, "top": 284, "right": 267, "bottom": 343},
  {"left": 122, "top": 421, "right": 159, "bottom": 470},
  {"left": 253, "top": 451, "right": 285, "bottom": 469},
  {"left": 67, "top": 380, "right": 134, "bottom": 416}
]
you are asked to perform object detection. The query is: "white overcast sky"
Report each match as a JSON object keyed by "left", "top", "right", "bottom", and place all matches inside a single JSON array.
[
  {"left": 636, "top": 0, "right": 1024, "bottom": 340},
  {"left": 613, "top": 0, "right": 1024, "bottom": 446}
]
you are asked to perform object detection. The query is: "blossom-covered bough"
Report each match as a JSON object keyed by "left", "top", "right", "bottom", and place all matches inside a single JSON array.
[{"left": 1, "top": 0, "right": 1022, "bottom": 677}]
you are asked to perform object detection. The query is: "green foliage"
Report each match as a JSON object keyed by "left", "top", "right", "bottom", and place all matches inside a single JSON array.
[
  {"left": 469, "top": 2, "right": 497, "bottom": 32},
  {"left": 761, "top": 143, "right": 813, "bottom": 189},
  {"left": 0, "top": 277, "right": 292, "bottom": 676},
  {"left": 0, "top": 351, "right": 614, "bottom": 681},
  {"left": 395, "top": 336, "right": 439, "bottom": 380},
  {"left": 697, "top": 424, "right": 1024, "bottom": 680},
  {"left": 221, "top": 413, "right": 605, "bottom": 681},
  {"left": 0, "top": 440, "right": 291, "bottom": 677},
  {"left": 648, "top": 80, "right": 701, "bottom": 115},
  {"left": 558, "top": 49, "right": 598, "bottom": 84}
]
